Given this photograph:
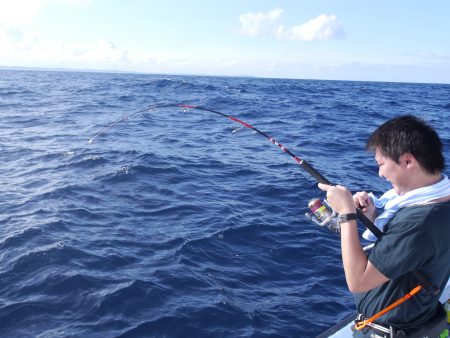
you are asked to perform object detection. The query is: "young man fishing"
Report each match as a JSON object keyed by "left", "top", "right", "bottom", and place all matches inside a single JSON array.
[{"left": 318, "top": 115, "right": 450, "bottom": 337}]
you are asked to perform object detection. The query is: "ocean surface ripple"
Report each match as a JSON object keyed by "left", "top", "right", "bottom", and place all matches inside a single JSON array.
[{"left": 1, "top": 69, "right": 449, "bottom": 337}]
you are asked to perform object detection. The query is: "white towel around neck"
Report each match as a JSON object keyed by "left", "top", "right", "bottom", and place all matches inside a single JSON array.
[{"left": 361, "top": 174, "right": 450, "bottom": 241}]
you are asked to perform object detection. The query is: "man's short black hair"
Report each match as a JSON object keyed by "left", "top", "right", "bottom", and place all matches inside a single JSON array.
[{"left": 367, "top": 115, "right": 445, "bottom": 175}]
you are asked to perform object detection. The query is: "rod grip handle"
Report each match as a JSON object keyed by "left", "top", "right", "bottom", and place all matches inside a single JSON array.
[{"left": 300, "top": 160, "right": 331, "bottom": 185}]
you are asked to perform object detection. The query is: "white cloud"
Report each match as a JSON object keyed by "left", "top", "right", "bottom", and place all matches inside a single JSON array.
[
  {"left": 276, "top": 14, "right": 345, "bottom": 41},
  {"left": 0, "top": 0, "right": 133, "bottom": 69},
  {"left": 238, "top": 9, "right": 345, "bottom": 41},
  {"left": 0, "top": 0, "right": 163, "bottom": 70},
  {"left": 239, "top": 8, "right": 283, "bottom": 37},
  {"left": 0, "top": 26, "right": 173, "bottom": 70}
]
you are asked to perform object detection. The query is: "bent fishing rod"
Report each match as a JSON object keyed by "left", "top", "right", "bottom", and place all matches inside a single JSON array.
[
  {"left": 90, "top": 103, "right": 438, "bottom": 294},
  {"left": 89, "top": 103, "right": 381, "bottom": 237}
]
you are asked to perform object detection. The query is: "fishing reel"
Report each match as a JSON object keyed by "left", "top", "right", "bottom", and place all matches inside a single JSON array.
[{"left": 305, "top": 198, "right": 340, "bottom": 233}]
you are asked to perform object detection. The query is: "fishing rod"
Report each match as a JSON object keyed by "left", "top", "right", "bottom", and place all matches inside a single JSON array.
[{"left": 89, "top": 103, "right": 382, "bottom": 238}]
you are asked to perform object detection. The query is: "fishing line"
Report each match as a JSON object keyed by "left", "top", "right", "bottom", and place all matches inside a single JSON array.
[{"left": 87, "top": 103, "right": 382, "bottom": 238}]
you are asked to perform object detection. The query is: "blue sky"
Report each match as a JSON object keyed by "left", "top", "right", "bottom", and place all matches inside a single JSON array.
[{"left": 1, "top": 0, "right": 449, "bottom": 83}]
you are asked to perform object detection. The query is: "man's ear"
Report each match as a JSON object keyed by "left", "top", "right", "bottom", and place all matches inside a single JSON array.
[{"left": 400, "top": 152, "right": 416, "bottom": 169}]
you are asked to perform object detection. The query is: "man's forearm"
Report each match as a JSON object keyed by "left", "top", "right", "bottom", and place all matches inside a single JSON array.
[{"left": 340, "top": 220, "right": 370, "bottom": 293}]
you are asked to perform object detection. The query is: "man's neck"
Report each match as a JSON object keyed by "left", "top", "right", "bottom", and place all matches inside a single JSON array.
[{"left": 402, "top": 172, "right": 443, "bottom": 195}]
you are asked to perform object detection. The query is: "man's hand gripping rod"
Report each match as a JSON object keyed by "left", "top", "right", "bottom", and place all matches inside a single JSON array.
[{"left": 301, "top": 159, "right": 439, "bottom": 295}]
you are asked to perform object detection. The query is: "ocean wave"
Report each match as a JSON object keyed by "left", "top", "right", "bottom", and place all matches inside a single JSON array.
[{"left": 1, "top": 69, "right": 449, "bottom": 337}]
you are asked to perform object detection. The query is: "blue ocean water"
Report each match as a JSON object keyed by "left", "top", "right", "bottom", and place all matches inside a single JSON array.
[{"left": 0, "top": 69, "right": 449, "bottom": 338}]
